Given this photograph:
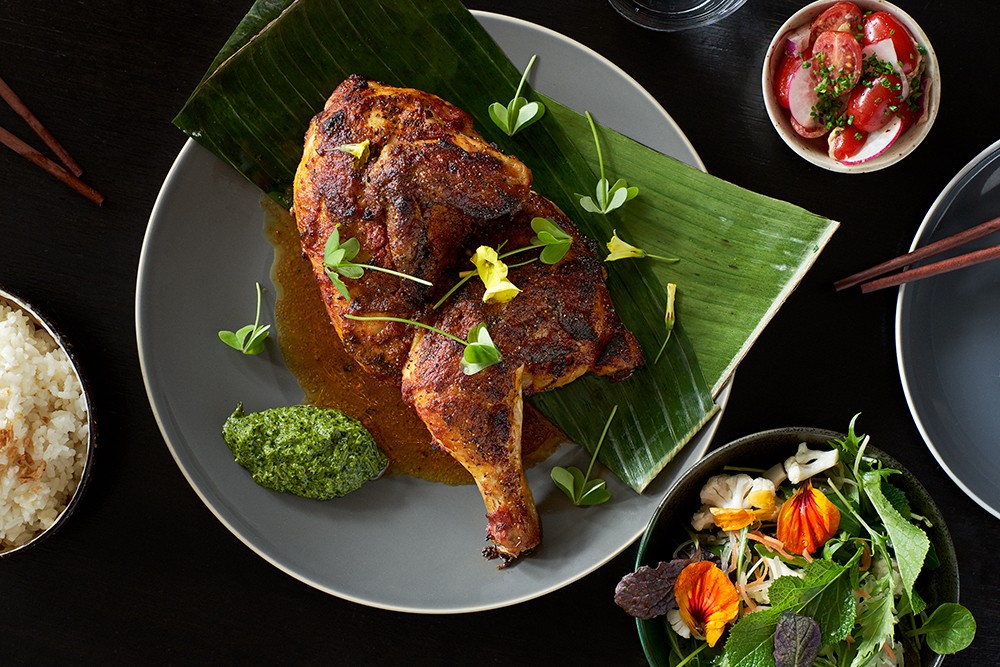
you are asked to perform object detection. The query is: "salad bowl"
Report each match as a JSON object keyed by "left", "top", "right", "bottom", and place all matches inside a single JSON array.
[
  {"left": 761, "top": 0, "right": 940, "bottom": 173},
  {"left": 631, "top": 426, "right": 960, "bottom": 666}
]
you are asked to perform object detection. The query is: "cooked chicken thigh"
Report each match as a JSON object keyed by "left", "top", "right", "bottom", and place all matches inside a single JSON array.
[{"left": 293, "top": 76, "right": 643, "bottom": 563}]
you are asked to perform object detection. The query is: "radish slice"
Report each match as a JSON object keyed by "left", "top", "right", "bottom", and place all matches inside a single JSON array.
[
  {"left": 837, "top": 115, "right": 904, "bottom": 164},
  {"left": 784, "top": 25, "right": 811, "bottom": 57},
  {"left": 788, "top": 66, "right": 822, "bottom": 130},
  {"left": 862, "top": 39, "right": 910, "bottom": 99},
  {"left": 793, "top": 116, "right": 827, "bottom": 139}
]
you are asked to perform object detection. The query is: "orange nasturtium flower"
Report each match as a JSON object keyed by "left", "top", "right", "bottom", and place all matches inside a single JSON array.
[
  {"left": 776, "top": 479, "right": 841, "bottom": 555},
  {"left": 674, "top": 561, "right": 740, "bottom": 647}
]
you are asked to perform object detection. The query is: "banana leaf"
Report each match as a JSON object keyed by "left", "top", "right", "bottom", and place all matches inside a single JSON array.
[{"left": 174, "top": 0, "right": 837, "bottom": 491}]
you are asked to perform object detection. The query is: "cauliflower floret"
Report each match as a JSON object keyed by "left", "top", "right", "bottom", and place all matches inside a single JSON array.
[
  {"left": 747, "top": 555, "right": 805, "bottom": 604},
  {"left": 690, "top": 474, "right": 778, "bottom": 531},
  {"left": 784, "top": 442, "right": 839, "bottom": 484}
]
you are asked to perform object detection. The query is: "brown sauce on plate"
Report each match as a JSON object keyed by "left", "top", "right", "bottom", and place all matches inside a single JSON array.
[{"left": 263, "top": 199, "right": 565, "bottom": 485}]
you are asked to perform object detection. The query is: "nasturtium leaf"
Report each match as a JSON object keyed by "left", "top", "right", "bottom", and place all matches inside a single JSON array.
[
  {"left": 614, "top": 559, "right": 689, "bottom": 619},
  {"left": 919, "top": 603, "right": 976, "bottom": 654},
  {"left": 773, "top": 612, "right": 821, "bottom": 667}
]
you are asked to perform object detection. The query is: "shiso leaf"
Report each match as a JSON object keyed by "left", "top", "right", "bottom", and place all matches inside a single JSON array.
[
  {"left": 174, "top": 0, "right": 838, "bottom": 491},
  {"left": 773, "top": 612, "right": 821, "bottom": 667},
  {"left": 614, "top": 559, "right": 689, "bottom": 619},
  {"left": 222, "top": 403, "right": 387, "bottom": 499},
  {"left": 861, "top": 468, "right": 930, "bottom": 613}
]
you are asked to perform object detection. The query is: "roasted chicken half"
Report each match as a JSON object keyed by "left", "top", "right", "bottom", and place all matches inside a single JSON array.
[{"left": 293, "top": 76, "right": 643, "bottom": 563}]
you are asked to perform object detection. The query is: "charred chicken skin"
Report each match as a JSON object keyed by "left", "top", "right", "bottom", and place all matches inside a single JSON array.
[{"left": 293, "top": 76, "right": 643, "bottom": 563}]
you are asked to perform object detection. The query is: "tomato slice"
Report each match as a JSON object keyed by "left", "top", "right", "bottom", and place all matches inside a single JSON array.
[
  {"left": 809, "top": 2, "right": 863, "bottom": 46},
  {"left": 829, "top": 127, "right": 867, "bottom": 162},
  {"left": 848, "top": 73, "right": 904, "bottom": 132},
  {"left": 774, "top": 54, "right": 803, "bottom": 109},
  {"left": 863, "top": 11, "right": 921, "bottom": 75},
  {"left": 811, "top": 30, "right": 863, "bottom": 92}
]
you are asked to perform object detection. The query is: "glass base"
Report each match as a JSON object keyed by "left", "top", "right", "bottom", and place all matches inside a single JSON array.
[{"left": 608, "top": 0, "right": 748, "bottom": 31}]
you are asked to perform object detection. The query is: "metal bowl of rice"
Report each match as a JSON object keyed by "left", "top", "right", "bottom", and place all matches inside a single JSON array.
[{"left": 0, "top": 286, "right": 94, "bottom": 558}]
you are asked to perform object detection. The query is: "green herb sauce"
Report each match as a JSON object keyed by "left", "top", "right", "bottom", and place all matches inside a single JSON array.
[{"left": 222, "top": 403, "right": 388, "bottom": 500}]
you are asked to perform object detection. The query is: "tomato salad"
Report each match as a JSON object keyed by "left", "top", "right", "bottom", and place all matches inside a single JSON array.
[{"left": 773, "top": 2, "right": 930, "bottom": 165}]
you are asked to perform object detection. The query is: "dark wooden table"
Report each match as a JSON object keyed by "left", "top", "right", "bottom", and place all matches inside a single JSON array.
[{"left": 2, "top": 0, "right": 996, "bottom": 663}]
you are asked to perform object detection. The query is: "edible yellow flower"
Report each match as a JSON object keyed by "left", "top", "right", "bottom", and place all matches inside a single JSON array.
[
  {"left": 471, "top": 246, "right": 520, "bottom": 304},
  {"left": 674, "top": 561, "right": 739, "bottom": 647},
  {"left": 333, "top": 139, "right": 371, "bottom": 169},
  {"left": 605, "top": 230, "right": 646, "bottom": 262},
  {"left": 776, "top": 479, "right": 841, "bottom": 555}
]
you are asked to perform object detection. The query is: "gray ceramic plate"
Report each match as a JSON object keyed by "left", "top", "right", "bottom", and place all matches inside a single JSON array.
[
  {"left": 897, "top": 138, "right": 1000, "bottom": 519},
  {"left": 136, "top": 11, "right": 728, "bottom": 613}
]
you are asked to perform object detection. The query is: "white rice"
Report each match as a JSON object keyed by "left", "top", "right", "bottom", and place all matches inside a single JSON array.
[{"left": 0, "top": 302, "right": 89, "bottom": 551}]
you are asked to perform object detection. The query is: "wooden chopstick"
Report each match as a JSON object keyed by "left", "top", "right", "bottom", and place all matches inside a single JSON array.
[
  {"left": 0, "top": 126, "right": 104, "bottom": 205},
  {"left": 0, "top": 75, "right": 84, "bottom": 177},
  {"left": 859, "top": 242, "right": 1000, "bottom": 293},
  {"left": 834, "top": 215, "right": 1000, "bottom": 291}
]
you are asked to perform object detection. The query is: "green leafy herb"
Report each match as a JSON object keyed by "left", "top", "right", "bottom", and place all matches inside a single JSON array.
[
  {"left": 218, "top": 281, "right": 271, "bottom": 354},
  {"left": 488, "top": 54, "right": 545, "bottom": 136},
  {"left": 910, "top": 602, "right": 976, "bottom": 654},
  {"left": 577, "top": 111, "right": 638, "bottom": 214},
  {"left": 343, "top": 314, "right": 500, "bottom": 375},
  {"left": 653, "top": 282, "right": 677, "bottom": 365},
  {"left": 323, "top": 225, "right": 432, "bottom": 300},
  {"left": 529, "top": 216, "right": 572, "bottom": 264},
  {"left": 551, "top": 404, "right": 616, "bottom": 506}
]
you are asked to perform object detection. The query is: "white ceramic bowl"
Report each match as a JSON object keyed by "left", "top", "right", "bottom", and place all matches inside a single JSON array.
[{"left": 761, "top": 0, "right": 940, "bottom": 172}]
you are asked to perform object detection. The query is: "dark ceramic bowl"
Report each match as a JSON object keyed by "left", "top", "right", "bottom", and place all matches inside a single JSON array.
[
  {"left": 635, "top": 427, "right": 957, "bottom": 666},
  {"left": 0, "top": 287, "right": 96, "bottom": 558}
]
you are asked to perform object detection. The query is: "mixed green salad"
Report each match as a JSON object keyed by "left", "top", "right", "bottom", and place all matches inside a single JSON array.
[{"left": 615, "top": 417, "right": 975, "bottom": 666}]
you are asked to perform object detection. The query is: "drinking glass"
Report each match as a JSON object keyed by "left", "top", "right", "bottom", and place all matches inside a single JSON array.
[{"left": 608, "top": 0, "right": 748, "bottom": 31}]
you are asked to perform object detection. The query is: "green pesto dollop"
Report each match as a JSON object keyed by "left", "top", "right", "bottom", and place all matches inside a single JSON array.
[{"left": 222, "top": 403, "right": 388, "bottom": 500}]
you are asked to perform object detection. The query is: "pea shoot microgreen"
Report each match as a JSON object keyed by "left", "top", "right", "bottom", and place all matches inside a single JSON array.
[
  {"left": 489, "top": 55, "right": 545, "bottom": 137},
  {"left": 605, "top": 230, "right": 679, "bottom": 263},
  {"left": 218, "top": 282, "right": 271, "bottom": 355},
  {"left": 551, "top": 405, "right": 617, "bottom": 506},
  {"left": 433, "top": 217, "right": 572, "bottom": 309},
  {"left": 653, "top": 282, "right": 677, "bottom": 365},
  {"left": 333, "top": 140, "right": 371, "bottom": 170},
  {"left": 344, "top": 315, "right": 501, "bottom": 376},
  {"left": 577, "top": 111, "right": 638, "bottom": 215},
  {"left": 323, "top": 225, "right": 432, "bottom": 301}
]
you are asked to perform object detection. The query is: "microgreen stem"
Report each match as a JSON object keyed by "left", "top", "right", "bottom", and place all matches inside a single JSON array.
[
  {"left": 359, "top": 263, "right": 432, "bottom": 286},
  {"left": 344, "top": 314, "right": 467, "bottom": 346},
  {"left": 505, "top": 258, "right": 538, "bottom": 269},
  {"left": 513, "top": 54, "right": 537, "bottom": 101},
  {"left": 673, "top": 642, "right": 708, "bottom": 667},
  {"left": 646, "top": 254, "right": 681, "bottom": 263},
  {"left": 498, "top": 244, "right": 539, "bottom": 260},
  {"left": 433, "top": 273, "right": 474, "bottom": 309},
  {"left": 585, "top": 404, "right": 618, "bottom": 481},
  {"left": 252, "top": 281, "right": 264, "bottom": 332},
  {"left": 585, "top": 111, "right": 606, "bottom": 184},
  {"left": 653, "top": 330, "right": 673, "bottom": 365}
]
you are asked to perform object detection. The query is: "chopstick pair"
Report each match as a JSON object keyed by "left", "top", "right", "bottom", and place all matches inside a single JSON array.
[
  {"left": 834, "top": 215, "right": 1000, "bottom": 293},
  {"left": 0, "top": 75, "right": 104, "bottom": 205}
]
